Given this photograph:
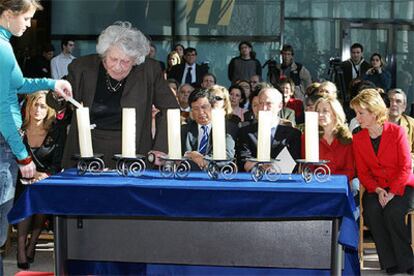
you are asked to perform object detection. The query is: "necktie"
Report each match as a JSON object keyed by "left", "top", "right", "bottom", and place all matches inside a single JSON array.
[
  {"left": 199, "top": 125, "right": 209, "bottom": 155},
  {"left": 185, "top": 67, "right": 192, "bottom": 84}
]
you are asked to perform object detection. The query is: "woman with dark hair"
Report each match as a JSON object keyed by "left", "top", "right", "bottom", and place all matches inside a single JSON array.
[
  {"left": 228, "top": 41, "right": 262, "bottom": 84},
  {"left": 229, "top": 84, "right": 247, "bottom": 122},
  {"left": 173, "top": 43, "right": 185, "bottom": 62},
  {"left": 351, "top": 89, "right": 414, "bottom": 274},
  {"left": 0, "top": 0, "right": 72, "bottom": 272},
  {"left": 363, "top": 53, "right": 391, "bottom": 91}
]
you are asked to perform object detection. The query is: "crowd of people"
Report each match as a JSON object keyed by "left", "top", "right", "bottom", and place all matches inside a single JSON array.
[{"left": 0, "top": 0, "right": 413, "bottom": 275}]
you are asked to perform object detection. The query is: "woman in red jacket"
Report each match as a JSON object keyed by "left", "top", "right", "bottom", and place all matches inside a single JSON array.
[
  {"left": 351, "top": 89, "right": 414, "bottom": 274},
  {"left": 301, "top": 96, "right": 354, "bottom": 181}
]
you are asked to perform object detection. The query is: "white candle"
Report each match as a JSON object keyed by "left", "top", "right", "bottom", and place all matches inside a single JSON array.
[
  {"left": 122, "top": 108, "right": 136, "bottom": 158},
  {"left": 305, "top": 111, "right": 319, "bottom": 162},
  {"left": 76, "top": 107, "right": 93, "bottom": 157},
  {"left": 167, "top": 109, "right": 182, "bottom": 159},
  {"left": 211, "top": 108, "right": 226, "bottom": 160},
  {"left": 257, "top": 111, "right": 272, "bottom": 162}
]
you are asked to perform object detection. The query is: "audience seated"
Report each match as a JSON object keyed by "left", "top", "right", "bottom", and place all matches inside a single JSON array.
[
  {"left": 351, "top": 89, "right": 414, "bottom": 274},
  {"left": 181, "top": 89, "right": 235, "bottom": 170},
  {"left": 302, "top": 96, "right": 355, "bottom": 181},
  {"left": 237, "top": 87, "right": 301, "bottom": 172}
]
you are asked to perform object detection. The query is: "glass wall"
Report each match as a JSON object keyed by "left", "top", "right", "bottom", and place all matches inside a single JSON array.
[
  {"left": 49, "top": 0, "right": 414, "bottom": 94},
  {"left": 396, "top": 30, "right": 414, "bottom": 109}
]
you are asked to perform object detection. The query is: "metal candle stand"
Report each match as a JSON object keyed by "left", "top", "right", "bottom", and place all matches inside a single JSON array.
[
  {"left": 113, "top": 154, "right": 146, "bottom": 177},
  {"left": 296, "top": 159, "right": 331, "bottom": 183},
  {"left": 159, "top": 156, "right": 191, "bottom": 179},
  {"left": 203, "top": 157, "right": 238, "bottom": 180},
  {"left": 247, "top": 159, "right": 281, "bottom": 182},
  {"left": 73, "top": 154, "right": 105, "bottom": 175}
]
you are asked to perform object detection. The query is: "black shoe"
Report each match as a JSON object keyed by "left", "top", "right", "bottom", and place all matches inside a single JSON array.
[
  {"left": 407, "top": 267, "right": 414, "bottom": 275},
  {"left": 26, "top": 249, "right": 35, "bottom": 263},
  {"left": 26, "top": 255, "right": 34, "bottom": 263},
  {"left": 17, "top": 262, "right": 29, "bottom": 270},
  {"left": 386, "top": 266, "right": 399, "bottom": 275}
]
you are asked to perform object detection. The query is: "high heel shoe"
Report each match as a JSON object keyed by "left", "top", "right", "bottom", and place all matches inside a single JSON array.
[
  {"left": 26, "top": 255, "right": 34, "bottom": 263},
  {"left": 26, "top": 247, "right": 36, "bottom": 263},
  {"left": 17, "top": 261, "right": 29, "bottom": 270}
]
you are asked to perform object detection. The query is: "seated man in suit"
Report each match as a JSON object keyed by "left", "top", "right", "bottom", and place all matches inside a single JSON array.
[
  {"left": 182, "top": 89, "right": 236, "bottom": 170},
  {"left": 167, "top": 47, "right": 209, "bottom": 87},
  {"left": 237, "top": 87, "right": 301, "bottom": 172}
]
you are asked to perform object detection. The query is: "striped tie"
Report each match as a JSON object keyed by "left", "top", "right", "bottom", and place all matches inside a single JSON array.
[{"left": 199, "top": 125, "right": 209, "bottom": 155}]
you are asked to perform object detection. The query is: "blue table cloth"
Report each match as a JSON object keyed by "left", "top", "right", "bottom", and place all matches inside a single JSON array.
[{"left": 8, "top": 169, "right": 359, "bottom": 275}]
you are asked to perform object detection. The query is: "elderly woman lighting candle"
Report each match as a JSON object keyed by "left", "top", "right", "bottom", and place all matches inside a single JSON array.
[
  {"left": 351, "top": 89, "right": 414, "bottom": 274},
  {"left": 59, "top": 21, "right": 179, "bottom": 168}
]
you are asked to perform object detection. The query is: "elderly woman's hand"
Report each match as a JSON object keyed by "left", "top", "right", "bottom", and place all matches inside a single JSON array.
[{"left": 54, "top": 79, "right": 73, "bottom": 99}]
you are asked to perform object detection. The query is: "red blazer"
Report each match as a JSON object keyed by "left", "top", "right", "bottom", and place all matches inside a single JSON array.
[
  {"left": 353, "top": 122, "right": 414, "bottom": 196},
  {"left": 301, "top": 135, "right": 355, "bottom": 181}
]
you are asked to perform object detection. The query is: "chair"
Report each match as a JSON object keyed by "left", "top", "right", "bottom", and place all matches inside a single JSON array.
[{"left": 359, "top": 186, "right": 414, "bottom": 269}]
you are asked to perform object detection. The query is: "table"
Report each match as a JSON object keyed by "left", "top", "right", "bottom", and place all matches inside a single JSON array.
[{"left": 8, "top": 169, "right": 359, "bottom": 275}]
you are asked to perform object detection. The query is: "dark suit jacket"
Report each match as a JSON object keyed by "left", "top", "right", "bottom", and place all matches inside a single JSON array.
[
  {"left": 237, "top": 123, "right": 301, "bottom": 171},
  {"left": 353, "top": 122, "right": 414, "bottom": 196},
  {"left": 61, "top": 54, "right": 179, "bottom": 168},
  {"left": 181, "top": 120, "right": 236, "bottom": 170},
  {"left": 341, "top": 59, "right": 370, "bottom": 97},
  {"left": 167, "top": 63, "right": 208, "bottom": 87}
]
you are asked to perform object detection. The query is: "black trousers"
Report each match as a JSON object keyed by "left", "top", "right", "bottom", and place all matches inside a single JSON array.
[{"left": 363, "top": 186, "right": 414, "bottom": 271}]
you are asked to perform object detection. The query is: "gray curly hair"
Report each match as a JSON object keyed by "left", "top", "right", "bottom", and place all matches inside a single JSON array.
[{"left": 96, "top": 21, "right": 149, "bottom": 65}]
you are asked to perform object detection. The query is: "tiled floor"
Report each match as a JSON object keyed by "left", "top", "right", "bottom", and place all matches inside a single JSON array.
[{"left": 2, "top": 240, "right": 393, "bottom": 276}]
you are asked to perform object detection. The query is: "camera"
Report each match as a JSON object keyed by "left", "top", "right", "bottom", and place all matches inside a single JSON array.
[{"left": 329, "top": 57, "right": 342, "bottom": 66}]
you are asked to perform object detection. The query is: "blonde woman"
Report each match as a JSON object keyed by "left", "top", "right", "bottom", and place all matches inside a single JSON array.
[
  {"left": 301, "top": 96, "right": 354, "bottom": 180},
  {"left": 351, "top": 89, "right": 414, "bottom": 274},
  {"left": 16, "top": 91, "right": 66, "bottom": 269}
]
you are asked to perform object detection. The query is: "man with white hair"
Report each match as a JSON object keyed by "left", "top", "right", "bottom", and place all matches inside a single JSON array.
[
  {"left": 237, "top": 87, "right": 301, "bottom": 172},
  {"left": 388, "top": 88, "right": 414, "bottom": 162}
]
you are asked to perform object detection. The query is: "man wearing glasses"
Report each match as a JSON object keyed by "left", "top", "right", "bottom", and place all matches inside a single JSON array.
[
  {"left": 181, "top": 89, "right": 235, "bottom": 170},
  {"left": 51, "top": 38, "right": 76, "bottom": 79}
]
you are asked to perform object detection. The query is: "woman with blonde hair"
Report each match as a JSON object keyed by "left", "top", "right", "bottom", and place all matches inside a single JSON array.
[
  {"left": 301, "top": 95, "right": 354, "bottom": 180},
  {"left": 16, "top": 91, "right": 66, "bottom": 269},
  {"left": 166, "top": 50, "right": 181, "bottom": 76},
  {"left": 351, "top": 89, "right": 414, "bottom": 274},
  {"left": 318, "top": 81, "right": 338, "bottom": 98}
]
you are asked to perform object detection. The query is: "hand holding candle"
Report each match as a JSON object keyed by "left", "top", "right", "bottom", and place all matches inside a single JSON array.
[
  {"left": 76, "top": 107, "right": 93, "bottom": 157},
  {"left": 211, "top": 109, "right": 226, "bottom": 160},
  {"left": 167, "top": 109, "right": 182, "bottom": 159},
  {"left": 305, "top": 111, "right": 319, "bottom": 162},
  {"left": 122, "top": 108, "right": 136, "bottom": 158}
]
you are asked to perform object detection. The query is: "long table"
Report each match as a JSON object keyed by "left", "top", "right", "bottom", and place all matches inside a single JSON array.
[{"left": 8, "top": 169, "right": 359, "bottom": 275}]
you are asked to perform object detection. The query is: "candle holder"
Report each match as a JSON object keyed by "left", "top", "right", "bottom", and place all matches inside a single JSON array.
[
  {"left": 296, "top": 159, "right": 331, "bottom": 183},
  {"left": 159, "top": 156, "right": 191, "bottom": 179},
  {"left": 72, "top": 154, "right": 105, "bottom": 175},
  {"left": 113, "top": 154, "right": 146, "bottom": 177},
  {"left": 247, "top": 158, "right": 281, "bottom": 182},
  {"left": 203, "top": 157, "right": 238, "bottom": 180}
]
